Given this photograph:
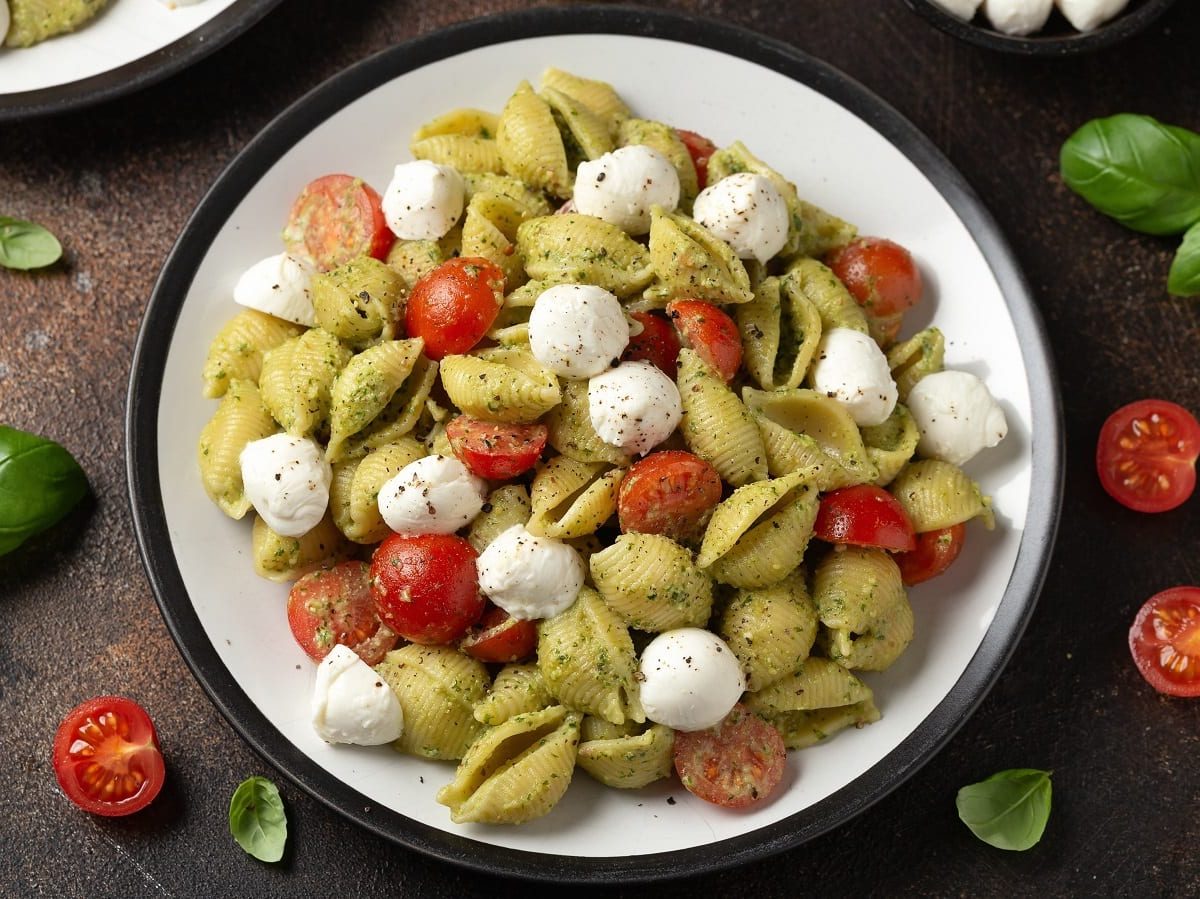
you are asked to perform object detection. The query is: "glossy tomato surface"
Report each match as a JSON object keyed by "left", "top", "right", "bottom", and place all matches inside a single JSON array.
[
  {"left": 623, "top": 311, "right": 681, "bottom": 376},
  {"left": 370, "top": 533, "right": 484, "bottom": 644},
  {"left": 667, "top": 299, "right": 742, "bottom": 383},
  {"left": 814, "top": 484, "right": 917, "bottom": 552},
  {"left": 1096, "top": 399, "right": 1200, "bottom": 513},
  {"left": 827, "top": 237, "right": 923, "bottom": 318},
  {"left": 52, "top": 697, "right": 165, "bottom": 817},
  {"left": 460, "top": 606, "right": 538, "bottom": 663},
  {"left": 895, "top": 524, "right": 966, "bottom": 586},
  {"left": 446, "top": 415, "right": 547, "bottom": 480},
  {"left": 282, "top": 173, "right": 392, "bottom": 271},
  {"left": 1129, "top": 587, "right": 1200, "bottom": 697},
  {"left": 677, "top": 129, "right": 718, "bottom": 190},
  {"left": 673, "top": 703, "right": 787, "bottom": 808},
  {"left": 405, "top": 257, "right": 504, "bottom": 360},
  {"left": 618, "top": 450, "right": 723, "bottom": 542},
  {"left": 287, "top": 561, "right": 398, "bottom": 666}
]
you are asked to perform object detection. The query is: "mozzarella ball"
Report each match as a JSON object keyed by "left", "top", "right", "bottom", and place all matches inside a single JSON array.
[
  {"left": 692, "top": 172, "right": 790, "bottom": 263},
  {"left": 311, "top": 645, "right": 404, "bottom": 745},
  {"left": 982, "top": 0, "right": 1053, "bottom": 34},
  {"left": 907, "top": 370, "right": 1009, "bottom": 466},
  {"left": 381, "top": 160, "right": 465, "bottom": 241},
  {"left": 377, "top": 454, "right": 486, "bottom": 535},
  {"left": 239, "top": 433, "right": 331, "bottom": 537},
  {"left": 638, "top": 628, "right": 745, "bottom": 732},
  {"left": 588, "top": 361, "right": 683, "bottom": 455},
  {"left": 809, "top": 328, "right": 899, "bottom": 427},
  {"left": 233, "top": 253, "right": 315, "bottom": 327},
  {"left": 528, "top": 284, "right": 630, "bottom": 378},
  {"left": 1055, "top": 0, "right": 1129, "bottom": 30},
  {"left": 929, "top": 0, "right": 983, "bottom": 18},
  {"left": 476, "top": 525, "right": 586, "bottom": 620},
  {"left": 573, "top": 145, "right": 681, "bottom": 235}
]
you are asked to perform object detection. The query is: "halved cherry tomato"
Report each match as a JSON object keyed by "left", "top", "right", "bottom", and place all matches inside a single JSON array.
[
  {"left": 460, "top": 606, "right": 538, "bottom": 663},
  {"left": 895, "top": 524, "right": 966, "bottom": 586},
  {"left": 1128, "top": 587, "right": 1200, "bottom": 697},
  {"left": 827, "top": 237, "right": 923, "bottom": 319},
  {"left": 1096, "top": 399, "right": 1200, "bottom": 513},
  {"left": 446, "top": 415, "right": 548, "bottom": 480},
  {"left": 676, "top": 129, "right": 718, "bottom": 190},
  {"left": 287, "top": 561, "right": 398, "bottom": 666},
  {"left": 282, "top": 173, "right": 393, "bottom": 271},
  {"left": 52, "top": 697, "right": 165, "bottom": 817},
  {"left": 618, "top": 450, "right": 723, "bottom": 542},
  {"left": 405, "top": 257, "right": 505, "bottom": 360},
  {"left": 623, "top": 311, "right": 681, "bottom": 376},
  {"left": 666, "top": 299, "right": 742, "bottom": 383},
  {"left": 370, "top": 533, "right": 484, "bottom": 644},
  {"left": 673, "top": 703, "right": 786, "bottom": 808},
  {"left": 814, "top": 484, "right": 917, "bottom": 552}
]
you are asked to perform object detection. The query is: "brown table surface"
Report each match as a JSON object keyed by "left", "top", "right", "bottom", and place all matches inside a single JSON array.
[{"left": 3, "top": 1, "right": 1199, "bottom": 895}]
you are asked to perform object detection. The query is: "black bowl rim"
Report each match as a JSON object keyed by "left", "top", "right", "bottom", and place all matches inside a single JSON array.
[
  {"left": 0, "top": 0, "right": 285, "bottom": 122},
  {"left": 904, "top": 0, "right": 1177, "bottom": 55},
  {"left": 126, "top": 4, "right": 1064, "bottom": 883}
]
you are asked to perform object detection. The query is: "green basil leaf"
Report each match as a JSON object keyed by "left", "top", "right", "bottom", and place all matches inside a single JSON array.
[
  {"left": 0, "top": 216, "right": 63, "bottom": 270},
  {"left": 1168, "top": 221, "right": 1200, "bottom": 297},
  {"left": 956, "top": 768, "right": 1052, "bottom": 851},
  {"left": 1060, "top": 114, "right": 1200, "bottom": 236},
  {"left": 229, "top": 776, "right": 287, "bottom": 863},
  {"left": 0, "top": 426, "right": 88, "bottom": 556}
]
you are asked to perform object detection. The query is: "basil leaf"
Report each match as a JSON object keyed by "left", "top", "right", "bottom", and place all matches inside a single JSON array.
[
  {"left": 229, "top": 776, "right": 287, "bottom": 863},
  {"left": 0, "top": 216, "right": 63, "bottom": 270},
  {"left": 956, "top": 768, "right": 1052, "bottom": 851},
  {"left": 1168, "top": 221, "right": 1200, "bottom": 297},
  {"left": 0, "top": 426, "right": 88, "bottom": 556},
  {"left": 1060, "top": 114, "right": 1200, "bottom": 236}
]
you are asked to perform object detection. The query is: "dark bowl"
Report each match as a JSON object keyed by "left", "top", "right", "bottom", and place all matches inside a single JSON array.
[{"left": 904, "top": 0, "right": 1178, "bottom": 55}]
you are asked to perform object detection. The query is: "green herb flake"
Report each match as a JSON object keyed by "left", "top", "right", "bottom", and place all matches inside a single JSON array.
[{"left": 229, "top": 776, "right": 288, "bottom": 863}]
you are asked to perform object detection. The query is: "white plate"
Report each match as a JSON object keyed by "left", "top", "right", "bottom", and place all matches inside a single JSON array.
[{"left": 128, "top": 7, "right": 1061, "bottom": 882}]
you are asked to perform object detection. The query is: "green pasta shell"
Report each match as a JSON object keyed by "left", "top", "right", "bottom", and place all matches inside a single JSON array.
[
  {"left": 197, "top": 378, "right": 278, "bottom": 519},
  {"left": 464, "top": 173, "right": 552, "bottom": 218},
  {"left": 311, "top": 256, "right": 404, "bottom": 347},
  {"left": 461, "top": 192, "right": 528, "bottom": 288},
  {"left": 496, "top": 81, "right": 572, "bottom": 198},
  {"left": 250, "top": 513, "right": 352, "bottom": 583},
  {"left": 386, "top": 237, "right": 450, "bottom": 293},
  {"left": 540, "top": 68, "right": 631, "bottom": 135},
  {"left": 201, "top": 309, "right": 303, "bottom": 399},
  {"left": 339, "top": 356, "right": 438, "bottom": 459},
  {"left": 412, "top": 107, "right": 500, "bottom": 141},
  {"left": 644, "top": 206, "right": 754, "bottom": 306},
  {"left": 517, "top": 214, "right": 654, "bottom": 297},
  {"left": 527, "top": 455, "right": 623, "bottom": 539},
  {"left": 889, "top": 459, "right": 994, "bottom": 532},
  {"left": 617, "top": 118, "right": 699, "bottom": 206},
  {"left": 440, "top": 346, "right": 562, "bottom": 424},
  {"left": 751, "top": 413, "right": 848, "bottom": 490},
  {"left": 782, "top": 257, "right": 868, "bottom": 335},
  {"left": 473, "top": 664, "right": 553, "bottom": 726},
  {"left": 861, "top": 403, "right": 921, "bottom": 488},
  {"left": 744, "top": 657, "right": 879, "bottom": 749},
  {"left": 543, "top": 86, "right": 615, "bottom": 165},
  {"left": 812, "top": 546, "right": 914, "bottom": 671},
  {"left": 678, "top": 348, "right": 767, "bottom": 487},
  {"left": 259, "top": 328, "right": 352, "bottom": 438},
  {"left": 329, "top": 438, "right": 426, "bottom": 543},
  {"left": 468, "top": 484, "right": 533, "bottom": 554},
  {"left": 326, "top": 338, "right": 426, "bottom": 461},
  {"left": 590, "top": 533, "right": 714, "bottom": 632},
  {"left": 887, "top": 327, "right": 945, "bottom": 401},
  {"left": 411, "top": 135, "right": 505, "bottom": 175},
  {"left": 578, "top": 723, "right": 675, "bottom": 789},
  {"left": 737, "top": 275, "right": 823, "bottom": 392},
  {"left": 545, "top": 378, "right": 631, "bottom": 466},
  {"left": 718, "top": 572, "right": 820, "bottom": 691}
]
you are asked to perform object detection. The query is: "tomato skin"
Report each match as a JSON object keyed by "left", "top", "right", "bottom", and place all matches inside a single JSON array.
[
  {"left": 666, "top": 300, "right": 742, "bottom": 383},
  {"left": 1128, "top": 587, "right": 1200, "bottom": 697},
  {"left": 895, "top": 524, "right": 966, "bottom": 586},
  {"left": 282, "top": 174, "right": 393, "bottom": 271},
  {"left": 826, "top": 237, "right": 923, "bottom": 318},
  {"left": 814, "top": 485, "right": 917, "bottom": 553},
  {"left": 287, "top": 561, "right": 397, "bottom": 666},
  {"left": 673, "top": 703, "right": 787, "bottom": 808},
  {"left": 405, "top": 257, "right": 505, "bottom": 361},
  {"left": 623, "top": 311, "right": 681, "bottom": 376},
  {"left": 446, "top": 416, "right": 548, "bottom": 480},
  {"left": 52, "top": 697, "right": 166, "bottom": 817},
  {"left": 1096, "top": 399, "right": 1200, "bottom": 513},
  {"left": 460, "top": 606, "right": 538, "bottom": 663},
  {"left": 618, "top": 450, "right": 723, "bottom": 542},
  {"left": 676, "top": 129, "right": 718, "bottom": 190},
  {"left": 370, "top": 533, "right": 484, "bottom": 644}
]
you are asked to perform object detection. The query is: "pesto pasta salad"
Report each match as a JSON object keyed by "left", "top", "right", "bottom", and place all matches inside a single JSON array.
[{"left": 196, "top": 67, "right": 1008, "bottom": 825}]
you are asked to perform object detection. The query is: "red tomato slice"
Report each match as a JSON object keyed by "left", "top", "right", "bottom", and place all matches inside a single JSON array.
[
  {"left": 406, "top": 257, "right": 505, "bottom": 360},
  {"left": 370, "top": 533, "right": 484, "bottom": 644},
  {"left": 826, "top": 237, "right": 923, "bottom": 319},
  {"left": 52, "top": 697, "right": 165, "bottom": 817},
  {"left": 673, "top": 703, "right": 787, "bottom": 808},
  {"left": 460, "top": 606, "right": 538, "bottom": 663},
  {"left": 287, "top": 561, "right": 398, "bottom": 666},
  {"left": 282, "top": 173, "right": 393, "bottom": 271},
  {"left": 895, "top": 524, "right": 966, "bottom": 586},
  {"left": 1096, "top": 399, "right": 1200, "bottom": 513},
  {"left": 814, "top": 484, "right": 917, "bottom": 552},
  {"left": 676, "top": 129, "right": 718, "bottom": 190},
  {"left": 1129, "top": 586, "right": 1200, "bottom": 697},
  {"left": 618, "top": 450, "right": 723, "bottom": 542},
  {"left": 446, "top": 415, "right": 548, "bottom": 480},
  {"left": 623, "top": 311, "right": 681, "bottom": 376},
  {"left": 666, "top": 299, "right": 742, "bottom": 383}
]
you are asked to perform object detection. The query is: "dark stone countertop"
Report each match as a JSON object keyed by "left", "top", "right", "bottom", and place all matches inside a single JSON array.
[{"left": 2, "top": 1, "right": 1198, "bottom": 896}]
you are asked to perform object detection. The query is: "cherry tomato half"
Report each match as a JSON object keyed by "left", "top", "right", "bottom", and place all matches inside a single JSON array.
[
  {"left": 1128, "top": 587, "right": 1200, "bottom": 697},
  {"left": 446, "top": 415, "right": 548, "bottom": 481},
  {"left": 826, "top": 237, "right": 923, "bottom": 319},
  {"left": 370, "top": 533, "right": 484, "bottom": 645},
  {"left": 287, "top": 561, "right": 398, "bottom": 666},
  {"left": 673, "top": 703, "right": 787, "bottom": 808},
  {"left": 895, "top": 524, "right": 966, "bottom": 586},
  {"left": 406, "top": 257, "right": 505, "bottom": 361},
  {"left": 460, "top": 606, "right": 538, "bottom": 663},
  {"left": 676, "top": 129, "right": 718, "bottom": 190},
  {"left": 1096, "top": 399, "right": 1200, "bottom": 513},
  {"left": 52, "top": 697, "right": 166, "bottom": 817},
  {"left": 814, "top": 484, "right": 917, "bottom": 552},
  {"left": 667, "top": 299, "right": 742, "bottom": 383},
  {"left": 282, "top": 173, "right": 393, "bottom": 271},
  {"left": 618, "top": 450, "right": 723, "bottom": 543},
  {"left": 623, "top": 311, "right": 681, "bottom": 377}
]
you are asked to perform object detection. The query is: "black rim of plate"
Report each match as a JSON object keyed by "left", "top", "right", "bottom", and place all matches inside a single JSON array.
[
  {"left": 0, "top": 0, "right": 284, "bottom": 121},
  {"left": 126, "top": 4, "right": 1063, "bottom": 883}
]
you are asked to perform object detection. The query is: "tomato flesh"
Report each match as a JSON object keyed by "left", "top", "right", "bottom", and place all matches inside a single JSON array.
[
  {"left": 618, "top": 450, "right": 723, "bottom": 542},
  {"left": 406, "top": 257, "right": 505, "bottom": 360},
  {"left": 287, "top": 561, "right": 397, "bottom": 666},
  {"left": 282, "top": 173, "right": 393, "bottom": 271},
  {"left": 673, "top": 703, "right": 786, "bottom": 808},
  {"left": 676, "top": 129, "right": 718, "bottom": 190},
  {"left": 826, "top": 237, "right": 923, "bottom": 319},
  {"left": 667, "top": 299, "right": 742, "bottom": 383},
  {"left": 370, "top": 533, "right": 484, "bottom": 644},
  {"left": 814, "top": 484, "right": 917, "bottom": 552},
  {"left": 895, "top": 524, "right": 966, "bottom": 586},
  {"left": 446, "top": 415, "right": 548, "bottom": 480},
  {"left": 1129, "top": 587, "right": 1200, "bottom": 697},
  {"left": 52, "top": 697, "right": 165, "bottom": 817},
  {"left": 623, "top": 311, "right": 681, "bottom": 376},
  {"left": 460, "top": 606, "right": 538, "bottom": 663},
  {"left": 1096, "top": 399, "right": 1200, "bottom": 513}
]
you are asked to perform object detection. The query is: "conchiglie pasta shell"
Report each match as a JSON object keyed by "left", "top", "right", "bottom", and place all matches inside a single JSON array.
[
  {"left": 527, "top": 456, "right": 622, "bottom": 539},
  {"left": 544, "top": 378, "right": 631, "bottom": 466},
  {"left": 464, "top": 173, "right": 552, "bottom": 218},
  {"left": 644, "top": 207, "right": 754, "bottom": 306},
  {"left": 411, "top": 135, "right": 505, "bottom": 175},
  {"left": 259, "top": 328, "right": 352, "bottom": 438},
  {"left": 751, "top": 413, "right": 851, "bottom": 490},
  {"left": 311, "top": 256, "right": 404, "bottom": 347},
  {"left": 718, "top": 572, "right": 819, "bottom": 691},
  {"left": 474, "top": 664, "right": 553, "bottom": 726},
  {"left": 201, "top": 310, "right": 303, "bottom": 399},
  {"left": 461, "top": 193, "right": 527, "bottom": 288},
  {"left": 496, "top": 81, "right": 571, "bottom": 198},
  {"left": 737, "top": 275, "right": 824, "bottom": 392},
  {"left": 589, "top": 533, "right": 713, "bottom": 632},
  {"left": 578, "top": 723, "right": 675, "bottom": 789},
  {"left": 251, "top": 513, "right": 352, "bottom": 583},
  {"left": 387, "top": 238, "right": 448, "bottom": 294},
  {"left": 340, "top": 356, "right": 438, "bottom": 460},
  {"left": 540, "top": 68, "right": 631, "bottom": 135},
  {"left": 783, "top": 257, "right": 868, "bottom": 335},
  {"left": 440, "top": 347, "right": 562, "bottom": 424},
  {"left": 887, "top": 327, "right": 945, "bottom": 401},
  {"left": 412, "top": 107, "right": 500, "bottom": 141},
  {"left": 861, "top": 403, "right": 920, "bottom": 488},
  {"left": 580, "top": 716, "right": 639, "bottom": 742},
  {"left": 617, "top": 118, "right": 699, "bottom": 206},
  {"left": 888, "top": 459, "right": 994, "bottom": 532},
  {"left": 375, "top": 645, "right": 490, "bottom": 760},
  {"left": 468, "top": 484, "right": 532, "bottom": 554},
  {"left": 543, "top": 86, "right": 614, "bottom": 163},
  {"left": 678, "top": 349, "right": 767, "bottom": 487},
  {"left": 707, "top": 489, "right": 817, "bottom": 589},
  {"left": 812, "top": 546, "right": 913, "bottom": 671},
  {"left": 329, "top": 438, "right": 426, "bottom": 543},
  {"left": 517, "top": 214, "right": 654, "bottom": 297},
  {"left": 197, "top": 378, "right": 278, "bottom": 518},
  {"left": 744, "top": 656, "right": 878, "bottom": 749},
  {"left": 326, "top": 339, "right": 425, "bottom": 461}
]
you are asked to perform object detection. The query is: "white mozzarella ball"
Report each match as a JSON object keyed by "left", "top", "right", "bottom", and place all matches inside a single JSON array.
[
  {"left": 528, "top": 284, "right": 630, "bottom": 378},
  {"left": 377, "top": 454, "right": 486, "bottom": 535},
  {"left": 239, "top": 433, "right": 331, "bottom": 537},
  {"left": 692, "top": 172, "right": 790, "bottom": 264},
  {"left": 310, "top": 645, "right": 404, "bottom": 745},
  {"left": 638, "top": 628, "right": 745, "bottom": 732},
  {"left": 1055, "top": 0, "right": 1129, "bottom": 30},
  {"left": 906, "top": 370, "right": 1009, "bottom": 466},
  {"left": 588, "top": 361, "right": 683, "bottom": 456},
  {"left": 381, "top": 160, "right": 465, "bottom": 241},
  {"left": 809, "top": 328, "right": 899, "bottom": 427},
  {"left": 982, "top": 0, "right": 1053, "bottom": 34},
  {"left": 233, "top": 252, "right": 315, "bottom": 326},
  {"left": 573, "top": 145, "right": 681, "bottom": 235},
  {"left": 476, "top": 525, "right": 585, "bottom": 621}
]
